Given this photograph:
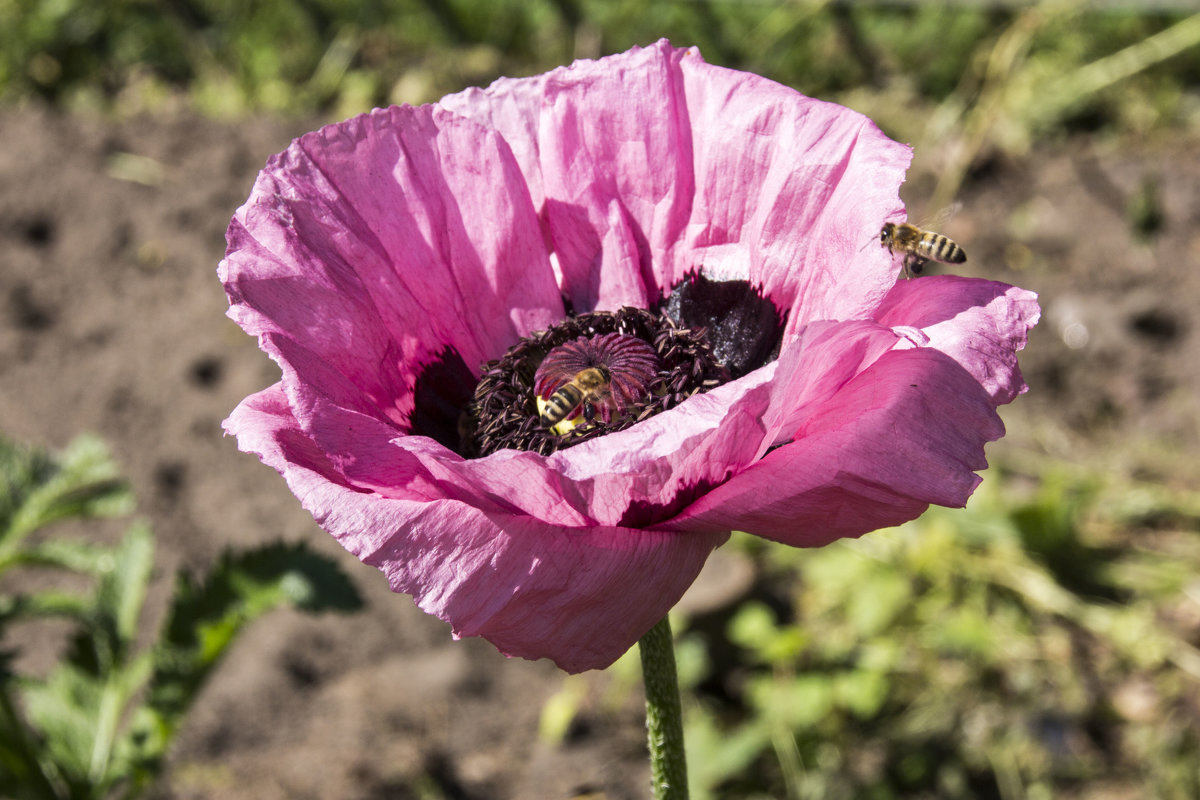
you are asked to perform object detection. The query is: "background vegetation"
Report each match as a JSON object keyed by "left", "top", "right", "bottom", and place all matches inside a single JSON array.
[
  {"left": 4, "top": 2, "right": 1199, "bottom": 157},
  {"left": 0, "top": 437, "right": 362, "bottom": 800},
  {"left": 3, "top": 0, "right": 1199, "bottom": 212},
  {"left": 3, "top": 0, "right": 1199, "bottom": 798}
]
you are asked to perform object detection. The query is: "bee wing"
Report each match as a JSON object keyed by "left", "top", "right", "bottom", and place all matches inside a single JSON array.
[{"left": 919, "top": 200, "right": 962, "bottom": 231}]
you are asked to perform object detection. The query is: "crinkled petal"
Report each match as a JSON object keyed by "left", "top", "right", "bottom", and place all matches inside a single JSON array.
[
  {"left": 536, "top": 43, "right": 696, "bottom": 312},
  {"left": 760, "top": 318, "right": 907, "bottom": 447},
  {"left": 439, "top": 40, "right": 911, "bottom": 324},
  {"left": 873, "top": 276, "right": 1041, "bottom": 404},
  {"left": 293, "top": 355, "right": 778, "bottom": 529},
  {"left": 665, "top": 346, "right": 1005, "bottom": 543},
  {"left": 220, "top": 104, "right": 562, "bottom": 431},
  {"left": 538, "top": 369, "right": 777, "bottom": 527},
  {"left": 440, "top": 73, "right": 551, "bottom": 214},
  {"left": 676, "top": 52, "right": 910, "bottom": 331},
  {"left": 226, "top": 384, "right": 729, "bottom": 672},
  {"left": 443, "top": 42, "right": 695, "bottom": 312}
]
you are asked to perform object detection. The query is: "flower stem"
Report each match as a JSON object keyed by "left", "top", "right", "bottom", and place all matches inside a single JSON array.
[{"left": 638, "top": 615, "right": 689, "bottom": 799}]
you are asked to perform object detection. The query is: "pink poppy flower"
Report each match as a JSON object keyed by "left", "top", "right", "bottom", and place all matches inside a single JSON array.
[{"left": 221, "top": 40, "right": 1039, "bottom": 673}]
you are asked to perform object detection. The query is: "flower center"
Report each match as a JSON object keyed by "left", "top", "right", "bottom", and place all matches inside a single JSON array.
[
  {"left": 533, "top": 334, "right": 660, "bottom": 435},
  {"left": 465, "top": 307, "right": 729, "bottom": 457}
]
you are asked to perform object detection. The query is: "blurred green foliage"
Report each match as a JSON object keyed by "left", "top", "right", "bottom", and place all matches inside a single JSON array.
[
  {"left": 3, "top": 0, "right": 1197, "bottom": 209},
  {"left": 0, "top": 435, "right": 363, "bottom": 799},
  {"left": 4, "top": 0, "right": 1197, "bottom": 210},
  {"left": 676, "top": 467, "right": 1200, "bottom": 799},
  {"left": 2, "top": 0, "right": 1197, "bottom": 132}
]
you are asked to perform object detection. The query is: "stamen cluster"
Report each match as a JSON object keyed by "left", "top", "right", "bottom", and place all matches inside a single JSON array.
[{"left": 467, "top": 307, "right": 729, "bottom": 457}]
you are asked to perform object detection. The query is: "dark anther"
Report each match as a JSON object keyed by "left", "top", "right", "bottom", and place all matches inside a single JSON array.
[{"left": 659, "top": 271, "right": 786, "bottom": 379}]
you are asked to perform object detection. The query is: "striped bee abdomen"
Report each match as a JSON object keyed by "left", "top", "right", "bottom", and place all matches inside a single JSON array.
[
  {"left": 539, "top": 366, "right": 612, "bottom": 427},
  {"left": 540, "top": 383, "right": 586, "bottom": 426},
  {"left": 919, "top": 231, "right": 967, "bottom": 264}
]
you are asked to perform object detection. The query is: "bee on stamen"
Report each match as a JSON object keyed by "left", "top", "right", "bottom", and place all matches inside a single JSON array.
[{"left": 539, "top": 366, "right": 612, "bottom": 429}]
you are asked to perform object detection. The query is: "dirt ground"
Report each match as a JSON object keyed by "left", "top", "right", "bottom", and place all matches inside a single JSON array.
[{"left": 1, "top": 106, "right": 1197, "bottom": 799}]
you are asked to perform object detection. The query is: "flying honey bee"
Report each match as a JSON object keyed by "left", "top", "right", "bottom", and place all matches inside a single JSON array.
[
  {"left": 539, "top": 366, "right": 612, "bottom": 429},
  {"left": 880, "top": 221, "right": 967, "bottom": 279}
]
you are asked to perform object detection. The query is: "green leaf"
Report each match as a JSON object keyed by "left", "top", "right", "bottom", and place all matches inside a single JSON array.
[
  {"left": 59, "top": 524, "right": 154, "bottom": 677},
  {"left": 166, "top": 541, "right": 363, "bottom": 640},
  {"left": 0, "top": 437, "right": 368, "bottom": 799},
  {"left": 99, "top": 524, "right": 153, "bottom": 667},
  {"left": 0, "top": 435, "right": 133, "bottom": 565},
  {"left": 832, "top": 669, "right": 890, "bottom": 719},
  {"left": 673, "top": 633, "right": 712, "bottom": 693},
  {"left": 16, "top": 648, "right": 154, "bottom": 799},
  {"left": 845, "top": 571, "right": 911, "bottom": 637},
  {"left": 121, "top": 542, "right": 362, "bottom": 783},
  {"left": 11, "top": 526, "right": 157, "bottom": 798},
  {"left": 538, "top": 676, "right": 587, "bottom": 745},
  {"left": 11, "top": 538, "right": 120, "bottom": 575},
  {"left": 727, "top": 602, "right": 778, "bottom": 652},
  {"left": 0, "top": 590, "right": 92, "bottom": 630},
  {"left": 747, "top": 673, "right": 834, "bottom": 730},
  {"left": 20, "top": 663, "right": 104, "bottom": 790},
  {"left": 685, "top": 704, "right": 772, "bottom": 800},
  {"left": 932, "top": 604, "right": 998, "bottom": 659}
]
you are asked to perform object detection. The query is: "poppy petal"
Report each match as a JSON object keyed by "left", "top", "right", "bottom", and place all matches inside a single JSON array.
[
  {"left": 220, "top": 104, "right": 562, "bottom": 432},
  {"left": 666, "top": 346, "right": 1004, "bottom": 543},
  {"left": 874, "top": 276, "right": 1040, "bottom": 403},
  {"left": 442, "top": 40, "right": 912, "bottom": 324},
  {"left": 226, "top": 384, "right": 728, "bottom": 672}
]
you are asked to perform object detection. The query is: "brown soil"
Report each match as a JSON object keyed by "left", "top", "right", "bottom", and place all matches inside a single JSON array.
[{"left": 1, "top": 106, "right": 1197, "bottom": 799}]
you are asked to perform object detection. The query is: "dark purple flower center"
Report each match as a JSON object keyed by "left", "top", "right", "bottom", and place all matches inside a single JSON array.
[
  {"left": 410, "top": 276, "right": 786, "bottom": 459},
  {"left": 466, "top": 306, "right": 729, "bottom": 457}
]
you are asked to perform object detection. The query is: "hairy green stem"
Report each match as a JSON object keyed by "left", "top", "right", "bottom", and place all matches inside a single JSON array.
[{"left": 638, "top": 616, "right": 688, "bottom": 799}]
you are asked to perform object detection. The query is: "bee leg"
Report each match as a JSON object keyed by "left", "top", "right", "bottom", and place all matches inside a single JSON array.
[
  {"left": 582, "top": 403, "right": 596, "bottom": 423},
  {"left": 902, "top": 254, "right": 925, "bottom": 279}
]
